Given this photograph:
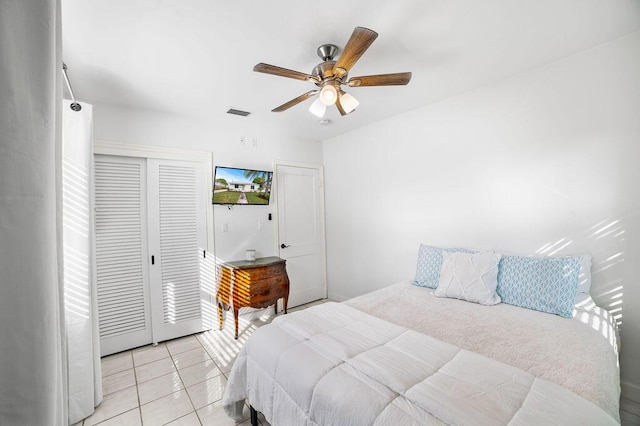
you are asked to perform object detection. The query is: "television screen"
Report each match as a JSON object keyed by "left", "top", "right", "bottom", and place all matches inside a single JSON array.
[{"left": 212, "top": 166, "right": 273, "bottom": 205}]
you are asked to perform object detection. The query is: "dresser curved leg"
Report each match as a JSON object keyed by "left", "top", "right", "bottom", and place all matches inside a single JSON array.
[
  {"left": 283, "top": 295, "right": 288, "bottom": 314},
  {"left": 217, "top": 301, "right": 224, "bottom": 330},
  {"left": 233, "top": 308, "right": 239, "bottom": 339}
]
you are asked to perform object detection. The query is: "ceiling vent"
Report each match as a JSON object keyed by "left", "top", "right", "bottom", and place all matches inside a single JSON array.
[{"left": 227, "top": 108, "right": 251, "bottom": 117}]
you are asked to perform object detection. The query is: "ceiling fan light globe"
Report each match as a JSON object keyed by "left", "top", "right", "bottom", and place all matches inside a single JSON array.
[
  {"left": 319, "top": 85, "right": 338, "bottom": 106},
  {"left": 340, "top": 92, "right": 359, "bottom": 114},
  {"left": 309, "top": 98, "right": 327, "bottom": 117}
]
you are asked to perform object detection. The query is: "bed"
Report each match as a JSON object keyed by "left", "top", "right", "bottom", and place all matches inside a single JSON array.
[{"left": 222, "top": 247, "right": 620, "bottom": 425}]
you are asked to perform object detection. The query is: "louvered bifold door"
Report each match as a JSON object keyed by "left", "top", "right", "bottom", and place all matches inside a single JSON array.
[
  {"left": 147, "top": 159, "right": 209, "bottom": 343},
  {"left": 94, "top": 156, "right": 152, "bottom": 356}
]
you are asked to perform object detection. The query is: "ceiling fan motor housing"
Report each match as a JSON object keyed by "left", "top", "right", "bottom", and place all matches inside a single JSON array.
[{"left": 312, "top": 60, "right": 341, "bottom": 83}]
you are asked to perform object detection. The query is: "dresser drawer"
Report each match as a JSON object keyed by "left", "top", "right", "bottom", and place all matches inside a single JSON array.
[
  {"left": 231, "top": 276, "right": 288, "bottom": 304},
  {"left": 250, "top": 275, "right": 287, "bottom": 296},
  {"left": 235, "top": 262, "right": 286, "bottom": 282}
]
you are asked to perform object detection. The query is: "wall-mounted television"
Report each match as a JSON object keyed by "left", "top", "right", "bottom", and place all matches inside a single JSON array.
[{"left": 212, "top": 166, "right": 273, "bottom": 205}]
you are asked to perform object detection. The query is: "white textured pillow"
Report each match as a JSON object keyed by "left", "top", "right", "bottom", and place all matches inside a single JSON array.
[{"left": 435, "top": 251, "right": 502, "bottom": 305}]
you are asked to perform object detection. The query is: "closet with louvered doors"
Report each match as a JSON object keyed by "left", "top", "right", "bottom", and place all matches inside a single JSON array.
[{"left": 94, "top": 152, "right": 212, "bottom": 356}]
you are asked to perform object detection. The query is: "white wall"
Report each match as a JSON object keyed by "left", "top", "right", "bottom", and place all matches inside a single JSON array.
[
  {"left": 92, "top": 105, "right": 323, "bottom": 262},
  {"left": 323, "top": 32, "right": 640, "bottom": 399}
]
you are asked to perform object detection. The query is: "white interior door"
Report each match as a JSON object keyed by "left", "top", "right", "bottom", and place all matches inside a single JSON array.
[
  {"left": 147, "top": 159, "right": 209, "bottom": 343},
  {"left": 94, "top": 156, "right": 152, "bottom": 355},
  {"left": 276, "top": 163, "right": 326, "bottom": 307}
]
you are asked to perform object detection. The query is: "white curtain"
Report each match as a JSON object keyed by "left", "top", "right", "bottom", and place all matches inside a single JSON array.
[
  {"left": 1, "top": 1, "right": 101, "bottom": 425},
  {"left": 62, "top": 100, "right": 102, "bottom": 424},
  {"left": 0, "top": 0, "right": 66, "bottom": 424}
]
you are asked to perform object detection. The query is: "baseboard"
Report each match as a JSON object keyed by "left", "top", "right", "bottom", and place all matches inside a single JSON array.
[
  {"left": 622, "top": 381, "right": 640, "bottom": 403},
  {"left": 327, "top": 291, "right": 349, "bottom": 302}
]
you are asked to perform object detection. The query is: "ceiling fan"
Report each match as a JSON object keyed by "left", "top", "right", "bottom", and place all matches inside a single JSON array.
[{"left": 254, "top": 27, "right": 412, "bottom": 117}]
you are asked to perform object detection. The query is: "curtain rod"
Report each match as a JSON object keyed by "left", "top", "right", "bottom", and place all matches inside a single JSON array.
[{"left": 62, "top": 63, "right": 82, "bottom": 112}]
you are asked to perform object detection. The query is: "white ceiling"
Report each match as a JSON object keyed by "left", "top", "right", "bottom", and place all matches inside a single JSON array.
[{"left": 61, "top": 0, "right": 640, "bottom": 142}]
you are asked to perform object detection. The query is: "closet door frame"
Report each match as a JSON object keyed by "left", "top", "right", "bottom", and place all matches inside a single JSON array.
[{"left": 94, "top": 140, "right": 215, "bottom": 338}]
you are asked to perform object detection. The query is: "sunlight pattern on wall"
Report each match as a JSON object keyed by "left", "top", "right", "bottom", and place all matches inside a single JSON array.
[
  {"left": 535, "top": 238, "right": 573, "bottom": 256},
  {"left": 587, "top": 219, "right": 625, "bottom": 327},
  {"left": 536, "top": 218, "right": 625, "bottom": 332}
]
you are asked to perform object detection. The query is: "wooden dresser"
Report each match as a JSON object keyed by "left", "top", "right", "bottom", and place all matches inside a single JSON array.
[{"left": 216, "top": 256, "right": 290, "bottom": 339}]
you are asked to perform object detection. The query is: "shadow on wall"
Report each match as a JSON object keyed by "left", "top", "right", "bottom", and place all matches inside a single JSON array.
[
  {"left": 587, "top": 218, "right": 625, "bottom": 327},
  {"left": 535, "top": 217, "right": 624, "bottom": 327}
]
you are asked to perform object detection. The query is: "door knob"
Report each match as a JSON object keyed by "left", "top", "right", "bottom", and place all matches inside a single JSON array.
[{"left": 280, "top": 243, "right": 290, "bottom": 249}]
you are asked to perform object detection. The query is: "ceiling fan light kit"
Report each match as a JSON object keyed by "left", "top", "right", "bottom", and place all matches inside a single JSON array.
[
  {"left": 309, "top": 98, "right": 327, "bottom": 118},
  {"left": 338, "top": 91, "right": 359, "bottom": 114},
  {"left": 319, "top": 84, "right": 338, "bottom": 106},
  {"left": 253, "top": 27, "right": 411, "bottom": 118}
]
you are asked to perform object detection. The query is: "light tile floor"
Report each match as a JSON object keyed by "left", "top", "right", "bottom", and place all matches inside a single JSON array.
[{"left": 78, "top": 300, "right": 327, "bottom": 426}]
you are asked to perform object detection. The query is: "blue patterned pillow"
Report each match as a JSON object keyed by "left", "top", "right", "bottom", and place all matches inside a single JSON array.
[
  {"left": 413, "top": 244, "right": 476, "bottom": 289},
  {"left": 496, "top": 255, "right": 581, "bottom": 318}
]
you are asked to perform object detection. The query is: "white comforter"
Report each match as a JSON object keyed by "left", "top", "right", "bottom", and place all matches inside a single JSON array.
[
  {"left": 346, "top": 282, "right": 620, "bottom": 420},
  {"left": 223, "top": 301, "right": 618, "bottom": 425}
]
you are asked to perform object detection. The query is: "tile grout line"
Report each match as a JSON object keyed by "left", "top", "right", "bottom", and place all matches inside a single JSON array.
[
  {"left": 131, "top": 349, "right": 144, "bottom": 425},
  {"left": 170, "top": 338, "right": 202, "bottom": 425},
  {"left": 91, "top": 351, "right": 138, "bottom": 426}
]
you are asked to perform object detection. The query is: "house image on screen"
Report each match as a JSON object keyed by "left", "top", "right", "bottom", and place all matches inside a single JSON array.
[{"left": 227, "top": 182, "right": 263, "bottom": 192}]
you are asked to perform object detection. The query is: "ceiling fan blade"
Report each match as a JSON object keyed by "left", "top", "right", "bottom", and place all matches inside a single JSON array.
[
  {"left": 333, "top": 27, "right": 378, "bottom": 78},
  {"left": 348, "top": 72, "right": 412, "bottom": 87},
  {"left": 254, "top": 63, "right": 319, "bottom": 83},
  {"left": 272, "top": 90, "right": 319, "bottom": 112}
]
